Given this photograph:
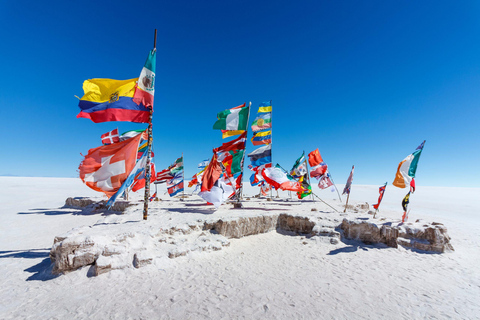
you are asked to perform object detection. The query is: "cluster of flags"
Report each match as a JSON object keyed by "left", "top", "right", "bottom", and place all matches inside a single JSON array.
[
  {"left": 247, "top": 102, "right": 273, "bottom": 192},
  {"left": 154, "top": 156, "right": 184, "bottom": 197},
  {"left": 77, "top": 48, "right": 157, "bottom": 208},
  {"left": 193, "top": 103, "right": 251, "bottom": 207}
]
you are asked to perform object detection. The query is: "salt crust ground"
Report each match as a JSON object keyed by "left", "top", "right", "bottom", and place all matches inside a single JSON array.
[{"left": 1, "top": 177, "right": 479, "bottom": 319}]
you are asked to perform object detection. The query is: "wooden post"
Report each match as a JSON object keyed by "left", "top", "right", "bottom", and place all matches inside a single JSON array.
[
  {"left": 143, "top": 29, "right": 157, "bottom": 221},
  {"left": 344, "top": 192, "right": 350, "bottom": 213}
]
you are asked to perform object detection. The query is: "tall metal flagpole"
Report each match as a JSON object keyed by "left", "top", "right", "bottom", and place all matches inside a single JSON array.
[{"left": 143, "top": 29, "right": 157, "bottom": 220}]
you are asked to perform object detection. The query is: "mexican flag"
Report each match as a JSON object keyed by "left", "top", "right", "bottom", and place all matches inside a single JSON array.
[{"left": 213, "top": 104, "right": 249, "bottom": 131}]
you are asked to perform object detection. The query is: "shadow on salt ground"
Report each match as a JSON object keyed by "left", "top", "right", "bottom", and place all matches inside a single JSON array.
[
  {"left": 327, "top": 239, "right": 388, "bottom": 255},
  {"left": 24, "top": 258, "right": 59, "bottom": 281},
  {"left": 163, "top": 207, "right": 215, "bottom": 215},
  {"left": 0, "top": 249, "right": 50, "bottom": 259},
  {"left": 17, "top": 207, "right": 123, "bottom": 217}
]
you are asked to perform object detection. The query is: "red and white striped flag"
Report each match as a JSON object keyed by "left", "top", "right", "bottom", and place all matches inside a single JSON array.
[{"left": 101, "top": 128, "right": 120, "bottom": 145}]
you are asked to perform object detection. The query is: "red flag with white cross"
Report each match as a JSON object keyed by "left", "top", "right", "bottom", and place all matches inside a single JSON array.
[
  {"left": 101, "top": 128, "right": 120, "bottom": 145},
  {"left": 79, "top": 133, "right": 142, "bottom": 197}
]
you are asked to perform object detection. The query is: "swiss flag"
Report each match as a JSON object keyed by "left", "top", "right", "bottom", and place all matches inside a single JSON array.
[
  {"left": 79, "top": 134, "right": 142, "bottom": 197},
  {"left": 101, "top": 128, "right": 120, "bottom": 145}
]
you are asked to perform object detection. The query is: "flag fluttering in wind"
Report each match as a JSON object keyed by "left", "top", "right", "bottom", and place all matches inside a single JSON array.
[
  {"left": 156, "top": 168, "right": 174, "bottom": 183},
  {"left": 198, "top": 159, "right": 210, "bottom": 170},
  {"left": 290, "top": 152, "right": 307, "bottom": 179},
  {"left": 251, "top": 112, "right": 272, "bottom": 132},
  {"left": 296, "top": 174, "right": 312, "bottom": 199},
  {"left": 77, "top": 78, "right": 151, "bottom": 123},
  {"left": 198, "top": 176, "right": 234, "bottom": 208},
  {"left": 373, "top": 183, "right": 387, "bottom": 210},
  {"left": 131, "top": 162, "right": 156, "bottom": 192},
  {"left": 318, "top": 172, "right": 334, "bottom": 189},
  {"left": 308, "top": 149, "right": 328, "bottom": 179},
  {"left": 402, "top": 192, "right": 411, "bottom": 222},
  {"left": 248, "top": 145, "right": 272, "bottom": 167},
  {"left": 79, "top": 133, "right": 143, "bottom": 198},
  {"left": 251, "top": 130, "right": 272, "bottom": 146},
  {"left": 132, "top": 49, "right": 156, "bottom": 109},
  {"left": 343, "top": 165, "right": 355, "bottom": 195},
  {"left": 119, "top": 129, "right": 144, "bottom": 141},
  {"left": 167, "top": 178, "right": 184, "bottom": 197},
  {"left": 213, "top": 103, "right": 249, "bottom": 131},
  {"left": 257, "top": 101, "right": 272, "bottom": 113},
  {"left": 154, "top": 156, "right": 183, "bottom": 184},
  {"left": 250, "top": 163, "right": 272, "bottom": 186},
  {"left": 261, "top": 164, "right": 304, "bottom": 192},
  {"left": 77, "top": 49, "right": 156, "bottom": 123},
  {"left": 213, "top": 132, "right": 247, "bottom": 153},
  {"left": 393, "top": 140, "right": 425, "bottom": 189},
  {"left": 101, "top": 128, "right": 120, "bottom": 145}
]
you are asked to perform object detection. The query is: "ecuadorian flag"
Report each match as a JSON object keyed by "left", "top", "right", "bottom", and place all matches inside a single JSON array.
[{"left": 77, "top": 78, "right": 151, "bottom": 123}]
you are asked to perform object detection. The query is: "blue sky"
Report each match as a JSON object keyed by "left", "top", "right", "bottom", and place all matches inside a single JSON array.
[{"left": 1, "top": 1, "right": 479, "bottom": 187}]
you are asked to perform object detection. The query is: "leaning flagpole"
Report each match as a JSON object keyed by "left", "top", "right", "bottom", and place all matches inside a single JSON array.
[
  {"left": 303, "top": 151, "right": 314, "bottom": 201},
  {"left": 143, "top": 29, "right": 157, "bottom": 220}
]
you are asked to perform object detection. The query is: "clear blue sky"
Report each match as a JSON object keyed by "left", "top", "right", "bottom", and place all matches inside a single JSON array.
[{"left": 1, "top": 1, "right": 479, "bottom": 187}]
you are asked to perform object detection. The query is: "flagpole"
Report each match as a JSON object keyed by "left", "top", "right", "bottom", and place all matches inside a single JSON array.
[
  {"left": 373, "top": 182, "right": 387, "bottom": 219},
  {"left": 303, "top": 151, "right": 314, "bottom": 201},
  {"left": 269, "top": 100, "right": 273, "bottom": 199},
  {"left": 238, "top": 101, "right": 251, "bottom": 203},
  {"left": 277, "top": 163, "right": 337, "bottom": 212},
  {"left": 143, "top": 29, "right": 157, "bottom": 221},
  {"left": 328, "top": 172, "right": 342, "bottom": 202},
  {"left": 182, "top": 152, "right": 185, "bottom": 201}
]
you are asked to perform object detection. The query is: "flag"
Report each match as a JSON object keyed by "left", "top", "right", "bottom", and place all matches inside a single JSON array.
[
  {"left": 248, "top": 144, "right": 272, "bottom": 167},
  {"left": 250, "top": 163, "right": 272, "bottom": 186},
  {"left": 290, "top": 152, "right": 307, "bottom": 179},
  {"left": 105, "top": 144, "right": 149, "bottom": 207},
  {"left": 149, "top": 192, "right": 157, "bottom": 201},
  {"left": 198, "top": 177, "right": 234, "bottom": 208},
  {"left": 251, "top": 112, "right": 272, "bottom": 132},
  {"left": 221, "top": 130, "right": 245, "bottom": 139},
  {"left": 77, "top": 78, "right": 150, "bottom": 123},
  {"left": 401, "top": 192, "right": 411, "bottom": 222},
  {"left": 308, "top": 149, "right": 324, "bottom": 167},
  {"left": 79, "top": 133, "right": 143, "bottom": 198},
  {"left": 213, "top": 132, "right": 247, "bottom": 153},
  {"left": 133, "top": 49, "right": 156, "bottom": 109},
  {"left": 318, "top": 172, "right": 334, "bottom": 189},
  {"left": 101, "top": 128, "right": 120, "bottom": 145},
  {"left": 260, "top": 182, "right": 271, "bottom": 196},
  {"left": 373, "top": 183, "right": 387, "bottom": 210},
  {"left": 217, "top": 149, "right": 244, "bottom": 176},
  {"left": 410, "top": 178, "right": 416, "bottom": 193},
  {"left": 251, "top": 130, "right": 272, "bottom": 146},
  {"left": 393, "top": 140, "right": 425, "bottom": 189},
  {"left": 261, "top": 165, "right": 304, "bottom": 192},
  {"left": 131, "top": 162, "right": 156, "bottom": 192},
  {"left": 198, "top": 159, "right": 210, "bottom": 169},
  {"left": 201, "top": 153, "right": 223, "bottom": 192},
  {"left": 342, "top": 165, "right": 354, "bottom": 195},
  {"left": 168, "top": 180, "right": 184, "bottom": 197},
  {"left": 258, "top": 101, "right": 272, "bottom": 113},
  {"left": 310, "top": 163, "right": 328, "bottom": 179},
  {"left": 120, "top": 129, "right": 144, "bottom": 141},
  {"left": 169, "top": 156, "right": 183, "bottom": 175},
  {"left": 156, "top": 168, "right": 174, "bottom": 183},
  {"left": 296, "top": 174, "right": 312, "bottom": 199},
  {"left": 213, "top": 103, "right": 249, "bottom": 131}
]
